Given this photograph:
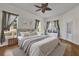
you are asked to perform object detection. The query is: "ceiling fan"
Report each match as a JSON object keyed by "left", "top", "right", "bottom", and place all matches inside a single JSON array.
[{"left": 34, "top": 3, "right": 52, "bottom": 13}]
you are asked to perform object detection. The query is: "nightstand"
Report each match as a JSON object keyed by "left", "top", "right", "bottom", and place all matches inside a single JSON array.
[{"left": 8, "top": 38, "right": 18, "bottom": 46}]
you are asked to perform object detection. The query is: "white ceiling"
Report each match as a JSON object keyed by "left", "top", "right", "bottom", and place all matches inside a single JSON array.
[{"left": 10, "top": 3, "right": 79, "bottom": 19}]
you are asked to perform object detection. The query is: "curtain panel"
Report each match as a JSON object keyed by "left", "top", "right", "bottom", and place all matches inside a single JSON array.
[
  {"left": 45, "top": 21, "right": 50, "bottom": 35},
  {"left": 0, "top": 11, "right": 18, "bottom": 44},
  {"left": 35, "top": 20, "right": 40, "bottom": 31}
]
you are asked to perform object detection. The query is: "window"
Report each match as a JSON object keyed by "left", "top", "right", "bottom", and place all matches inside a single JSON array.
[
  {"left": 46, "top": 20, "right": 60, "bottom": 37},
  {"left": 0, "top": 11, "right": 18, "bottom": 44},
  {"left": 67, "top": 22, "right": 72, "bottom": 34},
  {"left": 35, "top": 20, "right": 42, "bottom": 32},
  {"left": 38, "top": 21, "right": 41, "bottom": 32}
]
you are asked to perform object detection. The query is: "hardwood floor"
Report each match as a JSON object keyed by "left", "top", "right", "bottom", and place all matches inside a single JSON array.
[
  {"left": 60, "top": 39, "right": 79, "bottom": 56},
  {"left": 0, "top": 38, "right": 18, "bottom": 56},
  {"left": 0, "top": 39, "right": 79, "bottom": 56},
  {"left": 0, "top": 44, "right": 18, "bottom": 56}
]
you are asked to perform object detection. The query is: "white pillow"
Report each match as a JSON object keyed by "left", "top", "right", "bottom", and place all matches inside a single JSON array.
[
  {"left": 48, "top": 33, "right": 58, "bottom": 38},
  {"left": 19, "top": 32, "right": 30, "bottom": 37},
  {"left": 20, "top": 32, "right": 25, "bottom": 37}
]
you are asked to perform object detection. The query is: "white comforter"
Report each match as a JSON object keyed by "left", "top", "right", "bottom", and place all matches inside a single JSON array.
[
  {"left": 29, "top": 37, "right": 59, "bottom": 56},
  {"left": 18, "top": 35, "right": 45, "bottom": 48},
  {"left": 17, "top": 35, "right": 59, "bottom": 56}
]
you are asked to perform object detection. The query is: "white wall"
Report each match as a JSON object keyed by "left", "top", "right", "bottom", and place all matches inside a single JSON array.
[
  {"left": 59, "top": 5, "right": 79, "bottom": 45},
  {"left": 0, "top": 4, "right": 45, "bottom": 33}
]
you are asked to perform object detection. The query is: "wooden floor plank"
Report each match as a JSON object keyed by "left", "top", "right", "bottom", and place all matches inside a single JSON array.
[
  {"left": 0, "top": 44, "right": 18, "bottom": 56},
  {"left": 60, "top": 39, "right": 79, "bottom": 56}
]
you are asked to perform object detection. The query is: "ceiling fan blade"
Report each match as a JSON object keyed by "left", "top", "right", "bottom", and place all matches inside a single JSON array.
[
  {"left": 46, "top": 7, "right": 52, "bottom": 10},
  {"left": 42, "top": 3, "right": 48, "bottom": 6},
  {"left": 41, "top": 3, "right": 48, "bottom": 7},
  {"left": 34, "top": 5, "right": 41, "bottom": 8},
  {"left": 36, "top": 9, "right": 41, "bottom": 11}
]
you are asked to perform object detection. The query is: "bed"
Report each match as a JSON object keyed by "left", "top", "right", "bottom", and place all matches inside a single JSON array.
[{"left": 5, "top": 34, "right": 66, "bottom": 56}]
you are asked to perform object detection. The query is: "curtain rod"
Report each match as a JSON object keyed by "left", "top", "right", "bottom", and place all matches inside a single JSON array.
[{"left": 2, "top": 10, "right": 19, "bottom": 16}]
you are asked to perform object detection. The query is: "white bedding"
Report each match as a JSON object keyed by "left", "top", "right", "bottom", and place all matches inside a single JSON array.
[
  {"left": 22, "top": 35, "right": 48, "bottom": 55},
  {"left": 18, "top": 35, "right": 46, "bottom": 48},
  {"left": 29, "top": 36, "right": 59, "bottom": 56},
  {"left": 19, "top": 35, "right": 59, "bottom": 56},
  {"left": 13, "top": 35, "right": 64, "bottom": 56},
  {"left": 5, "top": 43, "right": 65, "bottom": 56}
]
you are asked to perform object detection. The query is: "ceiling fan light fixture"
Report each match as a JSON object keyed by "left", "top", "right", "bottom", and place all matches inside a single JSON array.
[{"left": 34, "top": 3, "right": 52, "bottom": 13}]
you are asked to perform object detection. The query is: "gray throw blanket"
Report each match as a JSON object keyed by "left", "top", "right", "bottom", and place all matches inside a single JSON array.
[
  {"left": 22, "top": 35, "right": 48, "bottom": 56},
  {"left": 20, "top": 35, "right": 45, "bottom": 48}
]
